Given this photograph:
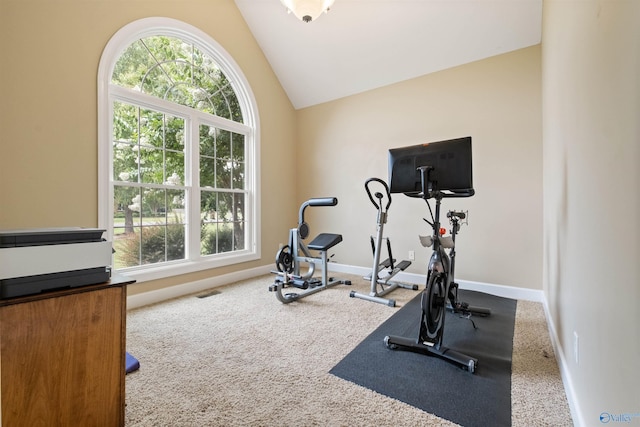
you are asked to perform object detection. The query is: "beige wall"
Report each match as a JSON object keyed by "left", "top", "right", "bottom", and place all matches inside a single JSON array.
[
  {"left": 542, "top": 1, "right": 640, "bottom": 424},
  {"left": 0, "top": 0, "right": 298, "bottom": 294},
  {"left": 297, "top": 46, "right": 542, "bottom": 290}
]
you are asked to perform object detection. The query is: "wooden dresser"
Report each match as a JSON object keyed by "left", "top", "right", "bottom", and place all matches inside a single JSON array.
[{"left": 0, "top": 275, "right": 133, "bottom": 426}]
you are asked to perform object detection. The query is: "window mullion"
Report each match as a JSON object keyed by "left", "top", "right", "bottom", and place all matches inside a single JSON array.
[{"left": 187, "top": 117, "right": 201, "bottom": 260}]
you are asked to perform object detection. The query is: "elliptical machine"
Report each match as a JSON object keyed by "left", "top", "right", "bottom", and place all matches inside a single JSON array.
[
  {"left": 350, "top": 178, "right": 418, "bottom": 307},
  {"left": 384, "top": 166, "right": 489, "bottom": 373}
]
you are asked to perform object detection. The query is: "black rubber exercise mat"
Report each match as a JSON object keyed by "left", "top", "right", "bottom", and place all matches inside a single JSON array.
[{"left": 330, "top": 289, "right": 517, "bottom": 427}]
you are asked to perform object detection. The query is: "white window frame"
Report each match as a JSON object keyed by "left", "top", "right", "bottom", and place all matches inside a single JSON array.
[{"left": 97, "top": 17, "right": 260, "bottom": 283}]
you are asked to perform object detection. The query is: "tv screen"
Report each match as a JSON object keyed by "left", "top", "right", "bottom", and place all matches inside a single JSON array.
[{"left": 388, "top": 136, "right": 473, "bottom": 195}]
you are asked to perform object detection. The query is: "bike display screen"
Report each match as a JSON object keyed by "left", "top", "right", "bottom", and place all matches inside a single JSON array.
[{"left": 388, "top": 136, "right": 473, "bottom": 195}]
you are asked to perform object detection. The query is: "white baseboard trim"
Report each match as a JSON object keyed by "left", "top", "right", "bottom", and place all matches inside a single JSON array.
[
  {"left": 542, "top": 299, "right": 584, "bottom": 427},
  {"left": 126, "top": 264, "right": 272, "bottom": 309},
  {"left": 127, "top": 261, "right": 544, "bottom": 308},
  {"left": 327, "top": 263, "right": 544, "bottom": 302},
  {"left": 128, "top": 261, "right": 544, "bottom": 310}
]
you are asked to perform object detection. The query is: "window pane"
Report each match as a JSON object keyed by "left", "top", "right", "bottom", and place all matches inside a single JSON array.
[
  {"left": 166, "top": 116, "right": 185, "bottom": 151},
  {"left": 112, "top": 36, "right": 243, "bottom": 124},
  {"left": 216, "top": 130, "right": 231, "bottom": 160},
  {"left": 167, "top": 189, "right": 186, "bottom": 222},
  {"left": 233, "top": 193, "right": 246, "bottom": 251},
  {"left": 218, "top": 224, "right": 233, "bottom": 253},
  {"left": 200, "top": 191, "right": 242, "bottom": 255},
  {"left": 217, "top": 72, "right": 243, "bottom": 122},
  {"left": 141, "top": 225, "right": 166, "bottom": 265},
  {"left": 200, "top": 157, "right": 215, "bottom": 188},
  {"left": 217, "top": 192, "right": 234, "bottom": 253},
  {"left": 113, "top": 184, "right": 142, "bottom": 268},
  {"left": 231, "top": 133, "right": 244, "bottom": 189},
  {"left": 218, "top": 192, "right": 232, "bottom": 218},
  {"left": 232, "top": 161, "right": 244, "bottom": 190},
  {"left": 216, "top": 159, "right": 231, "bottom": 188},
  {"left": 113, "top": 101, "right": 140, "bottom": 182},
  {"left": 233, "top": 193, "right": 245, "bottom": 222},
  {"left": 141, "top": 188, "right": 165, "bottom": 219},
  {"left": 201, "top": 222, "right": 217, "bottom": 256},
  {"left": 232, "top": 133, "right": 245, "bottom": 161},
  {"left": 114, "top": 186, "right": 141, "bottom": 229},
  {"left": 113, "top": 101, "right": 139, "bottom": 142},
  {"left": 140, "top": 109, "right": 164, "bottom": 148},
  {"left": 113, "top": 142, "right": 138, "bottom": 182},
  {"left": 201, "top": 190, "right": 217, "bottom": 255},
  {"left": 200, "top": 124, "right": 216, "bottom": 157},
  {"left": 114, "top": 229, "right": 140, "bottom": 269},
  {"left": 166, "top": 224, "right": 186, "bottom": 261},
  {"left": 139, "top": 147, "right": 164, "bottom": 184},
  {"left": 165, "top": 150, "right": 184, "bottom": 185},
  {"left": 111, "top": 40, "right": 156, "bottom": 89}
]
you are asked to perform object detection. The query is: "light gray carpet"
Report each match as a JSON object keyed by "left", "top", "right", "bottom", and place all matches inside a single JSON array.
[{"left": 125, "top": 274, "right": 572, "bottom": 426}]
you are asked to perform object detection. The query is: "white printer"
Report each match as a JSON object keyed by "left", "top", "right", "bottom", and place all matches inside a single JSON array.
[{"left": 0, "top": 228, "right": 112, "bottom": 299}]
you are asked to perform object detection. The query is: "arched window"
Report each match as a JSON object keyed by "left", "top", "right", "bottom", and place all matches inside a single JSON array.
[{"left": 98, "top": 18, "right": 260, "bottom": 282}]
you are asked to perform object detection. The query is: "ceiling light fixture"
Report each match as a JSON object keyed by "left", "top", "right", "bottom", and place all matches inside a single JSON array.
[{"left": 280, "top": 0, "right": 335, "bottom": 23}]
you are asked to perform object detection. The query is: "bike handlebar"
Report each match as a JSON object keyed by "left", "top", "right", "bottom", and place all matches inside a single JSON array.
[
  {"left": 447, "top": 210, "right": 466, "bottom": 220},
  {"left": 365, "top": 178, "right": 391, "bottom": 211},
  {"left": 404, "top": 188, "right": 475, "bottom": 199},
  {"left": 411, "top": 165, "right": 475, "bottom": 199},
  {"left": 444, "top": 189, "right": 475, "bottom": 198}
]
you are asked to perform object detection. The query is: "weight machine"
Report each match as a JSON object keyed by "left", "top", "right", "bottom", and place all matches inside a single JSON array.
[{"left": 269, "top": 197, "right": 351, "bottom": 303}]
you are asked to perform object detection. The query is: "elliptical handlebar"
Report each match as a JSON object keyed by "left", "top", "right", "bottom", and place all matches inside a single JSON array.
[{"left": 365, "top": 178, "right": 392, "bottom": 211}]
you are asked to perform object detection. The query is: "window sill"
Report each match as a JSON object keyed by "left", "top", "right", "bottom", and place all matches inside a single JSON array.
[{"left": 115, "top": 251, "right": 260, "bottom": 283}]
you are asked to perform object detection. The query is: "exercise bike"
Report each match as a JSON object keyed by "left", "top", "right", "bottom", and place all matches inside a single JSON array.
[
  {"left": 384, "top": 166, "right": 489, "bottom": 373},
  {"left": 269, "top": 197, "right": 351, "bottom": 303},
  {"left": 349, "top": 178, "right": 418, "bottom": 307}
]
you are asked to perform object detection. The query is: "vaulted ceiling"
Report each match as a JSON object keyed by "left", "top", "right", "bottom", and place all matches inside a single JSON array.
[{"left": 234, "top": 0, "right": 542, "bottom": 109}]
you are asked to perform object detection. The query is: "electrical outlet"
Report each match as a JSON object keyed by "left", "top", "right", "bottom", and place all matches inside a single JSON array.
[
  {"left": 574, "top": 331, "right": 579, "bottom": 365},
  {"left": 409, "top": 250, "right": 415, "bottom": 261}
]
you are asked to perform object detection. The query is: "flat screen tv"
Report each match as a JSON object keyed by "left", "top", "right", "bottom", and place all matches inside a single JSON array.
[{"left": 388, "top": 136, "right": 473, "bottom": 196}]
